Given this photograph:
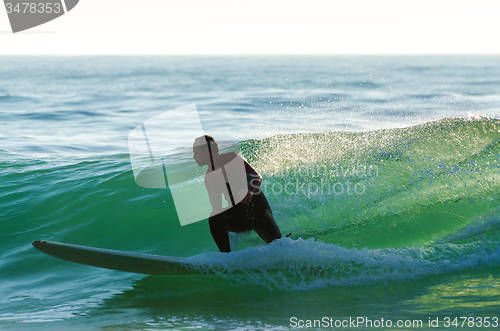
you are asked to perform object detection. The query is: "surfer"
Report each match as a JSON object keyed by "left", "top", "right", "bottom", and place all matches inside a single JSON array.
[{"left": 193, "top": 135, "right": 281, "bottom": 252}]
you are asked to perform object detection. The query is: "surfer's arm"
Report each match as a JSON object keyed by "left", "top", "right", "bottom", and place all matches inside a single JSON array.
[
  {"left": 208, "top": 190, "right": 224, "bottom": 216},
  {"left": 240, "top": 160, "right": 262, "bottom": 203},
  {"left": 205, "top": 176, "right": 224, "bottom": 216},
  {"left": 244, "top": 160, "right": 262, "bottom": 189}
]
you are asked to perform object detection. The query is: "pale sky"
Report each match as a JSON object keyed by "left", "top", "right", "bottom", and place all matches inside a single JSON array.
[{"left": 1, "top": 0, "right": 499, "bottom": 55}]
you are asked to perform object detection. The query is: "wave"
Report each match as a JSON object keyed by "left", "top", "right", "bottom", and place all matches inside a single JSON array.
[
  {"left": 187, "top": 236, "right": 500, "bottom": 291},
  {"left": 1, "top": 116, "right": 499, "bottom": 294}
]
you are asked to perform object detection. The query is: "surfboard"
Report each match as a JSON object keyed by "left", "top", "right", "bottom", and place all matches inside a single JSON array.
[{"left": 32, "top": 241, "right": 204, "bottom": 275}]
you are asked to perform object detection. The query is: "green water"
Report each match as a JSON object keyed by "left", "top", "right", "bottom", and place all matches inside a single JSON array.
[{"left": 1, "top": 117, "right": 500, "bottom": 330}]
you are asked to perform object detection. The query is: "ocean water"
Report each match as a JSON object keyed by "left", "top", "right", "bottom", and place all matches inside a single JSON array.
[{"left": 1, "top": 56, "right": 500, "bottom": 330}]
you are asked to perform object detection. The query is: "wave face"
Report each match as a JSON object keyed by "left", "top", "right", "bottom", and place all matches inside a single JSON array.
[
  {"left": 249, "top": 117, "right": 500, "bottom": 249},
  {"left": 2, "top": 117, "right": 500, "bottom": 292}
]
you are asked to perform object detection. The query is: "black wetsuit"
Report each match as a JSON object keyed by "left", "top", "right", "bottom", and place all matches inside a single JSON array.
[
  {"left": 206, "top": 153, "right": 281, "bottom": 252},
  {"left": 209, "top": 188, "right": 281, "bottom": 252}
]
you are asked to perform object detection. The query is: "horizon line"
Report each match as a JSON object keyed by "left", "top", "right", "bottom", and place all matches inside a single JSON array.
[{"left": 1, "top": 53, "right": 499, "bottom": 56}]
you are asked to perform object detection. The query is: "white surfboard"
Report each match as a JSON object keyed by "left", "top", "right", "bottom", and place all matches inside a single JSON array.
[{"left": 32, "top": 241, "right": 205, "bottom": 275}]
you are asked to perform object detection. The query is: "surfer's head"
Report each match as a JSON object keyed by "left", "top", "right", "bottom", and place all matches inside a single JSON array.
[{"left": 193, "top": 135, "right": 219, "bottom": 166}]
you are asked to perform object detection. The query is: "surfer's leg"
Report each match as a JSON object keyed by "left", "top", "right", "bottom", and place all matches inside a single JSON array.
[
  {"left": 246, "top": 190, "right": 280, "bottom": 243},
  {"left": 209, "top": 213, "right": 232, "bottom": 253},
  {"left": 225, "top": 219, "right": 253, "bottom": 233},
  {"left": 254, "top": 209, "right": 282, "bottom": 244},
  {"left": 210, "top": 209, "right": 254, "bottom": 252}
]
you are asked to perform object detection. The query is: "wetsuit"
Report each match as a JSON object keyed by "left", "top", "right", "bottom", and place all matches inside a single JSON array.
[{"left": 206, "top": 153, "right": 281, "bottom": 252}]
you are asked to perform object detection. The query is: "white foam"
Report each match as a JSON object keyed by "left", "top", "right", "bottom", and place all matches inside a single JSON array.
[{"left": 186, "top": 236, "right": 500, "bottom": 291}]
